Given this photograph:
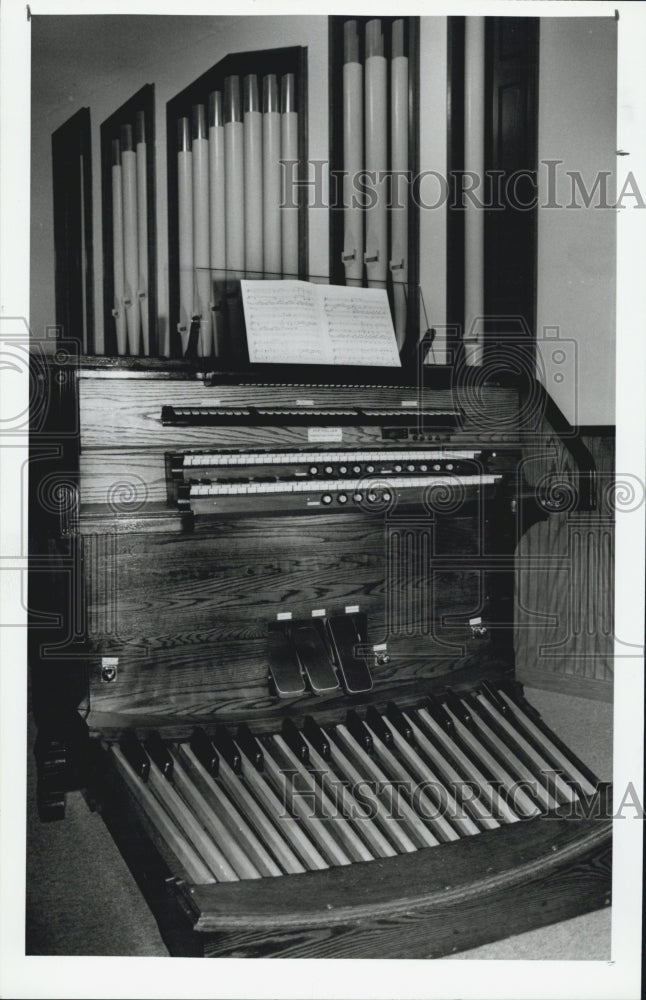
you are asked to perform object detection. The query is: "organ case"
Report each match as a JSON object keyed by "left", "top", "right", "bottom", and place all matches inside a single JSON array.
[{"left": 29, "top": 356, "right": 612, "bottom": 958}]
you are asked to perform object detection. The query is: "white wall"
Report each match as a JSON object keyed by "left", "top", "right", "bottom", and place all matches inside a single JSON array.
[{"left": 537, "top": 17, "right": 617, "bottom": 426}]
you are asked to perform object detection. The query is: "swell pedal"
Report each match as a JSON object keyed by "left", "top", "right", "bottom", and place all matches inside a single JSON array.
[
  {"left": 289, "top": 621, "right": 339, "bottom": 695},
  {"left": 266, "top": 627, "right": 306, "bottom": 699},
  {"left": 326, "top": 613, "right": 374, "bottom": 695}
]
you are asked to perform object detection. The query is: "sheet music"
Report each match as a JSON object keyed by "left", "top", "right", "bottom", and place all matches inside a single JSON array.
[
  {"left": 241, "top": 279, "right": 401, "bottom": 367},
  {"left": 318, "top": 284, "right": 401, "bottom": 367}
]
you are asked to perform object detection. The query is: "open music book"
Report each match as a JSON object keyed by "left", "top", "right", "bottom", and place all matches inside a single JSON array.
[{"left": 240, "top": 280, "right": 401, "bottom": 367}]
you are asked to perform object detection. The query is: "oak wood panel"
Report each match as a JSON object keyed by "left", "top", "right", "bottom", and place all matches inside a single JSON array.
[
  {"left": 515, "top": 435, "right": 614, "bottom": 700},
  {"left": 78, "top": 378, "right": 445, "bottom": 449},
  {"left": 77, "top": 374, "right": 521, "bottom": 450},
  {"left": 85, "top": 511, "right": 501, "bottom": 724},
  {"left": 86, "top": 659, "right": 508, "bottom": 737},
  {"left": 79, "top": 451, "right": 167, "bottom": 505}
]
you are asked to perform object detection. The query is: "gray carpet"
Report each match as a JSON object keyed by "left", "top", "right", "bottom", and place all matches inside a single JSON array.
[{"left": 25, "top": 687, "right": 613, "bottom": 959}]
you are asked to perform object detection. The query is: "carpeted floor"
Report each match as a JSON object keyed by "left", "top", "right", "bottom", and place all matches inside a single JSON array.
[{"left": 25, "top": 687, "right": 613, "bottom": 959}]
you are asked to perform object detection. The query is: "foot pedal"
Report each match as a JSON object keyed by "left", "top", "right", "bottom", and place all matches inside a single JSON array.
[
  {"left": 290, "top": 621, "right": 339, "bottom": 695},
  {"left": 326, "top": 613, "right": 373, "bottom": 694},
  {"left": 267, "top": 627, "right": 306, "bottom": 699}
]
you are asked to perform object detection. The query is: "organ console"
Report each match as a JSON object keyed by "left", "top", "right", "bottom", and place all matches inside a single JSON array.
[{"left": 30, "top": 352, "right": 611, "bottom": 959}]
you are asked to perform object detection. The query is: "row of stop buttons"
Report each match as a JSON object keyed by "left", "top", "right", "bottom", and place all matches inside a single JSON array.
[
  {"left": 320, "top": 489, "right": 392, "bottom": 505},
  {"left": 308, "top": 461, "right": 457, "bottom": 477}
]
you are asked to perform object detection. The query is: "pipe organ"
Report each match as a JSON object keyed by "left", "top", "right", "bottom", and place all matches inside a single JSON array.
[
  {"left": 30, "top": 356, "right": 611, "bottom": 959},
  {"left": 39, "top": 20, "right": 613, "bottom": 963}
]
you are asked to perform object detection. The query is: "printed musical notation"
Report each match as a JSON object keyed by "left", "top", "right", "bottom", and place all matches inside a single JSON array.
[{"left": 241, "top": 279, "right": 401, "bottom": 367}]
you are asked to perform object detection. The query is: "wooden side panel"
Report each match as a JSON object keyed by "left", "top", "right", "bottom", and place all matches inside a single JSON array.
[{"left": 515, "top": 435, "right": 614, "bottom": 700}]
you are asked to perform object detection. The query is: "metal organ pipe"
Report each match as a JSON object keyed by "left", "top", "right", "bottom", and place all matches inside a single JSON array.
[
  {"left": 111, "top": 139, "right": 127, "bottom": 355},
  {"left": 281, "top": 73, "right": 299, "bottom": 278},
  {"left": 390, "top": 19, "right": 409, "bottom": 351},
  {"left": 342, "top": 21, "right": 363, "bottom": 284},
  {"left": 175, "top": 70, "right": 301, "bottom": 351},
  {"left": 208, "top": 91, "right": 226, "bottom": 356},
  {"left": 364, "top": 19, "right": 388, "bottom": 287},
  {"left": 244, "top": 75, "right": 263, "bottom": 276},
  {"left": 121, "top": 123, "right": 141, "bottom": 355},
  {"left": 135, "top": 111, "right": 149, "bottom": 355},
  {"left": 464, "top": 17, "right": 485, "bottom": 366},
  {"left": 263, "top": 74, "right": 282, "bottom": 277},
  {"left": 177, "top": 116, "right": 194, "bottom": 357},
  {"left": 192, "top": 103, "right": 212, "bottom": 356},
  {"left": 224, "top": 76, "right": 245, "bottom": 275}
]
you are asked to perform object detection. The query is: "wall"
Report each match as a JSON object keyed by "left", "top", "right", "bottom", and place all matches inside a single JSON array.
[{"left": 536, "top": 17, "right": 617, "bottom": 426}]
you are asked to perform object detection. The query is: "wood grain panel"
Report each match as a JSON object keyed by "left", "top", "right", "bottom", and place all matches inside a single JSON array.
[
  {"left": 79, "top": 451, "right": 167, "bottom": 504},
  {"left": 515, "top": 435, "right": 614, "bottom": 700},
  {"left": 77, "top": 373, "right": 521, "bottom": 450},
  {"left": 84, "top": 510, "right": 502, "bottom": 725}
]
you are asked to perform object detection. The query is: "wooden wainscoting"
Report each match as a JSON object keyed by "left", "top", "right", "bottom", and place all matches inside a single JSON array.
[{"left": 515, "top": 433, "right": 615, "bottom": 702}]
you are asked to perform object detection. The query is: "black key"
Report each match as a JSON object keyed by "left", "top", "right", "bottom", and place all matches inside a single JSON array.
[
  {"left": 189, "top": 727, "right": 219, "bottom": 776},
  {"left": 424, "top": 696, "right": 455, "bottom": 736},
  {"left": 282, "top": 717, "right": 310, "bottom": 763},
  {"left": 144, "top": 731, "right": 173, "bottom": 779},
  {"left": 235, "top": 723, "right": 264, "bottom": 771},
  {"left": 366, "top": 705, "right": 393, "bottom": 748},
  {"left": 443, "top": 690, "right": 474, "bottom": 729},
  {"left": 120, "top": 734, "right": 150, "bottom": 781},
  {"left": 386, "top": 701, "right": 415, "bottom": 744},
  {"left": 346, "top": 710, "right": 374, "bottom": 754},
  {"left": 480, "top": 679, "right": 510, "bottom": 716},
  {"left": 213, "top": 725, "right": 242, "bottom": 774},
  {"left": 325, "top": 614, "right": 373, "bottom": 694},
  {"left": 303, "top": 715, "right": 331, "bottom": 760}
]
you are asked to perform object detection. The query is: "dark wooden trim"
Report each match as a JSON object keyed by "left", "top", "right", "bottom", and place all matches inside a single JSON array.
[
  {"left": 576, "top": 425, "right": 615, "bottom": 437},
  {"left": 446, "top": 16, "right": 466, "bottom": 370},
  {"left": 484, "top": 17, "right": 539, "bottom": 364},
  {"left": 406, "top": 17, "right": 421, "bottom": 367},
  {"left": 52, "top": 108, "right": 94, "bottom": 352},
  {"left": 100, "top": 84, "right": 157, "bottom": 357},
  {"left": 166, "top": 46, "right": 309, "bottom": 359}
]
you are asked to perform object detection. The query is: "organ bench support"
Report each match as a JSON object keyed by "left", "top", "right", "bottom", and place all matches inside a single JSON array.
[{"left": 29, "top": 356, "right": 610, "bottom": 958}]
